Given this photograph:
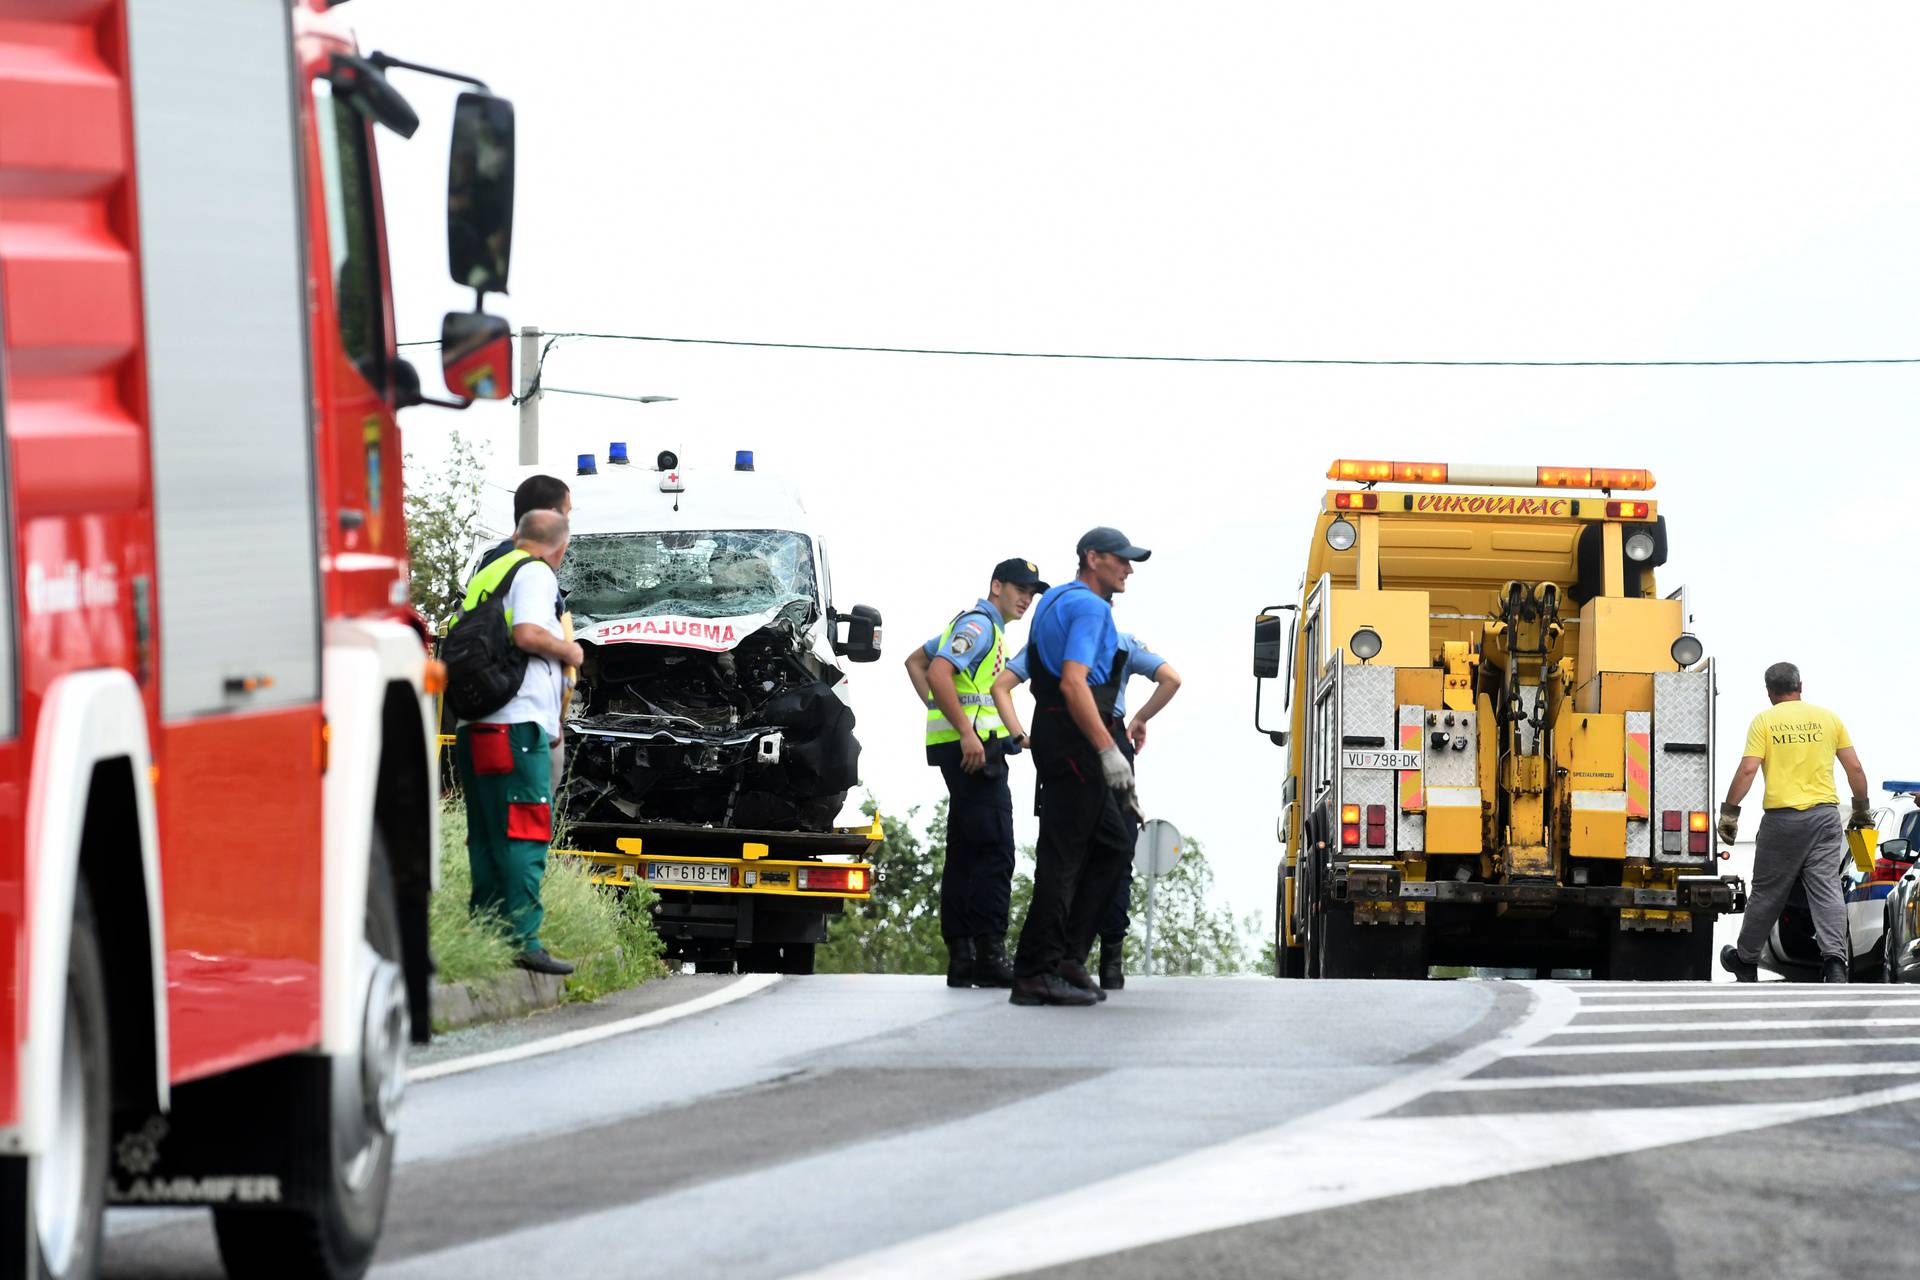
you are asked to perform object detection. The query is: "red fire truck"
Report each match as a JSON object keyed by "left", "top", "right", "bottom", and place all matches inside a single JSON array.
[{"left": 0, "top": 2, "right": 517, "bottom": 1276}]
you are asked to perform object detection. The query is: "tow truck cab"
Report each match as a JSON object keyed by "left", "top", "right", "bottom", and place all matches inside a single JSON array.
[{"left": 1253, "top": 459, "right": 1745, "bottom": 980}]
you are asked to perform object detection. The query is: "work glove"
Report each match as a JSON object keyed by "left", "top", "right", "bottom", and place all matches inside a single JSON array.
[
  {"left": 1098, "top": 743, "right": 1133, "bottom": 790},
  {"left": 1716, "top": 802, "right": 1740, "bottom": 846},
  {"left": 1849, "top": 795, "right": 1874, "bottom": 830}
]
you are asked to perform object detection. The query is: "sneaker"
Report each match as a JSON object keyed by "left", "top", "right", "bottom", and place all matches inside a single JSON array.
[
  {"left": 1822, "top": 957, "right": 1850, "bottom": 984},
  {"left": 1718, "top": 945, "right": 1757, "bottom": 984},
  {"left": 1058, "top": 958, "right": 1107, "bottom": 1002},
  {"left": 515, "top": 948, "right": 575, "bottom": 976},
  {"left": 1009, "top": 973, "right": 1099, "bottom": 1007}
]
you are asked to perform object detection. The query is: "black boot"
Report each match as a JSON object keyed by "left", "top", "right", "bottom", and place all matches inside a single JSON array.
[
  {"left": 1822, "top": 956, "right": 1850, "bottom": 984},
  {"left": 1009, "top": 973, "right": 1099, "bottom": 1007},
  {"left": 972, "top": 934, "right": 1016, "bottom": 988},
  {"left": 1058, "top": 958, "right": 1107, "bottom": 1002},
  {"left": 945, "top": 936, "right": 975, "bottom": 989},
  {"left": 1099, "top": 938, "right": 1126, "bottom": 991}
]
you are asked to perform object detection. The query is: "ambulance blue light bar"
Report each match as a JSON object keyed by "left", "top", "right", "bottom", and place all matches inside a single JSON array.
[
  {"left": 577, "top": 453, "right": 596, "bottom": 476},
  {"left": 735, "top": 450, "right": 754, "bottom": 472},
  {"left": 608, "top": 441, "right": 629, "bottom": 465},
  {"left": 1885, "top": 780, "right": 1920, "bottom": 793}
]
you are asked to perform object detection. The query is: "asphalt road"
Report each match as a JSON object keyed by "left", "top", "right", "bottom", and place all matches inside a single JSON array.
[{"left": 102, "top": 972, "right": 1920, "bottom": 1279}]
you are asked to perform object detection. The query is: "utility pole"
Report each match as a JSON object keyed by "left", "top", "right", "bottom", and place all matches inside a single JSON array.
[{"left": 517, "top": 324, "right": 541, "bottom": 465}]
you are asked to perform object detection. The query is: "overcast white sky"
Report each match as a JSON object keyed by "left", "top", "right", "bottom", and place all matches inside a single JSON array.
[{"left": 358, "top": 2, "right": 1920, "bottom": 928}]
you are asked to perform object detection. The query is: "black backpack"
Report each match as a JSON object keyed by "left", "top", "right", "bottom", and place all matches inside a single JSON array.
[{"left": 442, "top": 554, "right": 534, "bottom": 721}]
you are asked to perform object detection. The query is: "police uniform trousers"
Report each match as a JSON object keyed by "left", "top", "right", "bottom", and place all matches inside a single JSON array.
[
  {"left": 1096, "top": 732, "right": 1139, "bottom": 949},
  {"left": 937, "top": 741, "right": 1016, "bottom": 940},
  {"left": 1014, "top": 656, "right": 1134, "bottom": 979},
  {"left": 455, "top": 720, "right": 554, "bottom": 952}
]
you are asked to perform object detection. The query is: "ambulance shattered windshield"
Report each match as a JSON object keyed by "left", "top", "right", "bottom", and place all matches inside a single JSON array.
[{"left": 558, "top": 529, "right": 816, "bottom": 625}]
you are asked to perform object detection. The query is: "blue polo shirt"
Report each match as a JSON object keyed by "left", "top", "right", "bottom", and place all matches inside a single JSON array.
[
  {"left": 1021, "top": 580, "right": 1118, "bottom": 684},
  {"left": 920, "top": 599, "right": 1004, "bottom": 680},
  {"left": 1009, "top": 631, "right": 1163, "bottom": 718}
]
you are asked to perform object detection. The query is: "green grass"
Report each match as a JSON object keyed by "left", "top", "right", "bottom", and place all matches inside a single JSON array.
[{"left": 431, "top": 800, "right": 667, "bottom": 1001}]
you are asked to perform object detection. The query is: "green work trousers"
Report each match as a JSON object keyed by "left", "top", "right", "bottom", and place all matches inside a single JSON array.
[{"left": 455, "top": 721, "right": 553, "bottom": 952}]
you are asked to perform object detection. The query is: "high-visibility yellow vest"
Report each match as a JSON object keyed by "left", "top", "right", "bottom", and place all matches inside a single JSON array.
[
  {"left": 454, "top": 548, "right": 533, "bottom": 628},
  {"left": 924, "top": 611, "right": 1007, "bottom": 746}
]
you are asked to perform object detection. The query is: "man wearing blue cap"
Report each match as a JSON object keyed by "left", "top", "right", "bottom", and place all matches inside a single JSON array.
[
  {"left": 996, "top": 630, "right": 1182, "bottom": 989},
  {"left": 904, "top": 558, "right": 1048, "bottom": 988},
  {"left": 1007, "top": 527, "right": 1150, "bottom": 1006}
]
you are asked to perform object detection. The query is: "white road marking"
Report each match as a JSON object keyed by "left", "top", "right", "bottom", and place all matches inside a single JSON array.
[
  {"left": 1554, "top": 1017, "right": 1920, "bottom": 1034},
  {"left": 1575, "top": 998, "right": 1920, "bottom": 1013},
  {"left": 1578, "top": 986, "right": 1912, "bottom": 999},
  {"left": 410, "top": 973, "right": 782, "bottom": 1083},
  {"left": 1513, "top": 1036, "right": 1920, "bottom": 1056},
  {"left": 1438, "top": 1061, "right": 1920, "bottom": 1091},
  {"left": 791, "top": 1076, "right": 1920, "bottom": 1280}
]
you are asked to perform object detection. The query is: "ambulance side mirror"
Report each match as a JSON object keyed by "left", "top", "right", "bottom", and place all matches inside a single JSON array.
[
  {"left": 1883, "top": 838, "right": 1912, "bottom": 863},
  {"left": 832, "top": 604, "right": 883, "bottom": 663}
]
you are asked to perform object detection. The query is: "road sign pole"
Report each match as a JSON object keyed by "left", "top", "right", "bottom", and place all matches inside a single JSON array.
[{"left": 1143, "top": 874, "right": 1157, "bottom": 976}]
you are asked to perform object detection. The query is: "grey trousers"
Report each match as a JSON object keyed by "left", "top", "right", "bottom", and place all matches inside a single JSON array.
[{"left": 1734, "top": 804, "right": 1850, "bottom": 965}]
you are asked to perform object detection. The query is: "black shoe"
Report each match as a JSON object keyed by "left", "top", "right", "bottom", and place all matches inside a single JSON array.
[
  {"left": 1719, "top": 945, "right": 1757, "bottom": 984},
  {"left": 1059, "top": 958, "right": 1107, "bottom": 1002},
  {"left": 1823, "top": 957, "right": 1850, "bottom": 984},
  {"left": 515, "top": 948, "right": 574, "bottom": 976},
  {"left": 946, "top": 937, "right": 976, "bottom": 989},
  {"left": 972, "top": 934, "right": 1016, "bottom": 988},
  {"left": 1009, "top": 973, "right": 1099, "bottom": 1007},
  {"left": 1099, "top": 940, "right": 1126, "bottom": 991}
]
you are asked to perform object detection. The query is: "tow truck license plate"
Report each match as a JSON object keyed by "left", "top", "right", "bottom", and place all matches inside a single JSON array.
[
  {"left": 1342, "top": 749, "right": 1421, "bottom": 771},
  {"left": 647, "top": 862, "right": 734, "bottom": 887}
]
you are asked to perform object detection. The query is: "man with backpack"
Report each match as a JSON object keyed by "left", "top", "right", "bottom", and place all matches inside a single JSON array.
[{"left": 449, "top": 508, "right": 584, "bottom": 975}]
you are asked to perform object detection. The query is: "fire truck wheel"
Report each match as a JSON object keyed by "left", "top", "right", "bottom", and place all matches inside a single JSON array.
[
  {"left": 213, "top": 835, "right": 405, "bottom": 1280},
  {"left": 30, "top": 884, "right": 110, "bottom": 1280}
]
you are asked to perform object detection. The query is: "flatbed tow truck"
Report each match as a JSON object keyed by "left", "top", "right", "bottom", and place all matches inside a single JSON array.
[{"left": 1253, "top": 459, "right": 1747, "bottom": 980}]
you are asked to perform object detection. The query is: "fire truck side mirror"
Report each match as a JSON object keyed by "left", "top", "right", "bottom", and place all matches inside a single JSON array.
[
  {"left": 1253, "top": 615, "right": 1284, "bottom": 679},
  {"left": 440, "top": 312, "right": 513, "bottom": 400},
  {"left": 448, "top": 92, "right": 516, "bottom": 295}
]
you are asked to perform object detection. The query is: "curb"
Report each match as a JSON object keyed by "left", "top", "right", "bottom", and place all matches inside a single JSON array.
[{"left": 431, "top": 967, "right": 571, "bottom": 1032}]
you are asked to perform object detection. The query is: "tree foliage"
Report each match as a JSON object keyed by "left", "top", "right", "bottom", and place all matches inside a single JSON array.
[
  {"left": 404, "top": 430, "right": 489, "bottom": 627},
  {"left": 1125, "top": 837, "right": 1252, "bottom": 975},
  {"left": 819, "top": 798, "right": 1249, "bottom": 976}
]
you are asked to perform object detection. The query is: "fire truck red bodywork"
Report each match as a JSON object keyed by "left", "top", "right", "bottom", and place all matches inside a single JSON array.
[{"left": 0, "top": 0, "right": 437, "bottom": 1146}]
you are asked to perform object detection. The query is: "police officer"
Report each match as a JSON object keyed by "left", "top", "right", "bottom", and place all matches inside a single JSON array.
[
  {"left": 1009, "top": 527, "right": 1149, "bottom": 1007},
  {"left": 904, "top": 558, "right": 1048, "bottom": 987},
  {"left": 996, "top": 631, "right": 1182, "bottom": 989}
]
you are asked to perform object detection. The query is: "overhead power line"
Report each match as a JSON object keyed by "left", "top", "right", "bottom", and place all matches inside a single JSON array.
[{"left": 398, "top": 330, "right": 1920, "bottom": 368}]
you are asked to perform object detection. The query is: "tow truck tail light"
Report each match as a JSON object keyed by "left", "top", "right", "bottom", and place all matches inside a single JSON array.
[
  {"left": 1333, "top": 492, "right": 1379, "bottom": 511},
  {"left": 1340, "top": 803, "right": 1361, "bottom": 847},
  {"left": 1661, "top": 810, "right": 1682, "bottom": 831},
  {"left": 1365, "top": 804, "right": 1388, "bottom": 847},
  {"left": 797, "top": 866, "right": 869, "bottom": 892},
  {"left": 1605, "top": 500, "right": 1650, "bottom": 519},
  {"left": 1687, "top": 811, "right": 1709, "bottom": 833}
]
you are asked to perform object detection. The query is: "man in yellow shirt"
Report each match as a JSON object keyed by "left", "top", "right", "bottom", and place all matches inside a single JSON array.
[{"left": 1718, "top": 662, "right": 1871, "bottom": 983}]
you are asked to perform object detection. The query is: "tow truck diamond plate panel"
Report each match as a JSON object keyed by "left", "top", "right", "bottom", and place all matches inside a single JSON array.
[
  {"left": 1340, "top": 664, "right": 1398, "bottom": 855},
  {"left": 1653, "top": 670, "right": 1712, "bottom": 865}
]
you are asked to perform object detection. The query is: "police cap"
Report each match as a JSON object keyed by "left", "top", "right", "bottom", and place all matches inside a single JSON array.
[{"left": 992, "top": 558, "right": 1049, "bottom": 592}]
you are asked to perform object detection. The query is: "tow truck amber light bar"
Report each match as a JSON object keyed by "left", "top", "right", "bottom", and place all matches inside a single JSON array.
[{"left": 1329, "top": 460, "right": 1655, "bottom": 491}]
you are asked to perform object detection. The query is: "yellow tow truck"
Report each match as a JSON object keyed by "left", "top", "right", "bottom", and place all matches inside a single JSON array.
[{"left": 1252, "top": 459, "right": 1745, "bottom": 979}]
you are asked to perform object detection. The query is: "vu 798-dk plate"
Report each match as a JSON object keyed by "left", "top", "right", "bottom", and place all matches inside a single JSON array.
[{"left": 1342, "top": 748, "right": 1421, "bottom": 771}]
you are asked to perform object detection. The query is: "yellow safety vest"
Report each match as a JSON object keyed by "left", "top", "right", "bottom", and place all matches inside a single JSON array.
[
  {"left": 454, "top": 548, "right": 532, "bottom": 628},
  {"left": 924, "top": 610, "right": 1007, "bottom": 746}
]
